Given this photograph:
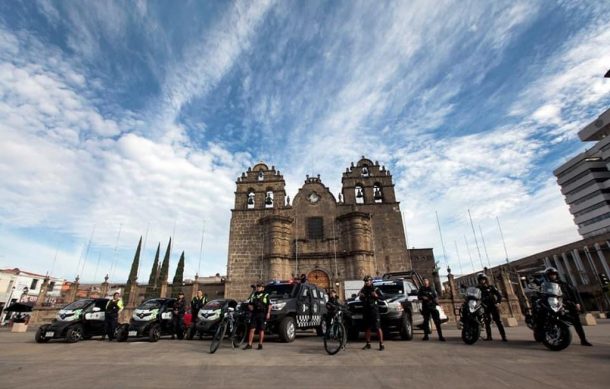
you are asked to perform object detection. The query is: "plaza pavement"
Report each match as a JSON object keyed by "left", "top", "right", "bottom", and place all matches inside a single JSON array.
[{"left": 1, "top": 321, "right": 609, "bottom": 389}]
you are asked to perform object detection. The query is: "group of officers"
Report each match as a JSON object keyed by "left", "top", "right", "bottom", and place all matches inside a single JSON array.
[{"left": 101, "top": 267, "right": 593, "bottom": 348}]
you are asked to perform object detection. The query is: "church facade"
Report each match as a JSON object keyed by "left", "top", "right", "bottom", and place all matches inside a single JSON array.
[{"left": 225, "top": 157, "right": 436, "bottom": 299}]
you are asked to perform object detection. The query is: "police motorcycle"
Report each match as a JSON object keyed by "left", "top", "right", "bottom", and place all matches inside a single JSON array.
[
  {"left": 116, "top": 298, "right": 176, "bottom": 342},
  {"left": 525, "top": 281, "right": 572, "bottom": 351},
  {"left": 459, "top": 287, "right": 485, "bottom": 345},
  {"left": 35, "top": 298, "right": 109, "bottom": 343}
]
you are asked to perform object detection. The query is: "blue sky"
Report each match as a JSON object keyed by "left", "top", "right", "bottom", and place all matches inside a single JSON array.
[{"left": 1, "top": 1, "right": 610, "bottom": 283}]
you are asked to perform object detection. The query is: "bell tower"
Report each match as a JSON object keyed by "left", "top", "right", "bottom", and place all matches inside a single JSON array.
[
  {"left": 341, "top": 157, "right": 396, "bottom": 205},
  {"left": 234, "top": 162, "right": 286, "bottom": 210}
]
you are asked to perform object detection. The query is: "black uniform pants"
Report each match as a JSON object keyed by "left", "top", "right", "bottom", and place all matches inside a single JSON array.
[
  {"left": 422, "top": 306, "right": 442, "bottom": 337},
  {"left": 566, "top": 306, "right": 587, "bottom": 342},
  {"left": 105, "top": 314, "right": 118, "bottom": 339},
  {"left": 173, "top": 314, "right": 184, "bottom": 338},
  {"left": 483, "top": 304, "right": 506, "bottom": 340}
]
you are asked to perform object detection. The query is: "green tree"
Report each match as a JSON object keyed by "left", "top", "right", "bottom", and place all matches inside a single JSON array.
[
  {"left": 124, "top": 236, "right": 142, "bottom": 304},
  {"left": 159, "top": 237, "right": 171, "bottom": 283},
  {"left": 172, "top": 251, "right": 185, "bottom": 285},
  {"left": 147, "top": 243, "right": 161, "bottom": 287}
]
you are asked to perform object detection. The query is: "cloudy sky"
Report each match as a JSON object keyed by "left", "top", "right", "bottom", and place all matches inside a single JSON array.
[{"left": 1, "top": 1, "right": 610, "bottom": 283}]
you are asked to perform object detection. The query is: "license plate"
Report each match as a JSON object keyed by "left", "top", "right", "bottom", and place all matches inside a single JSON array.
[
  {"left": 352, "top": 314, "right": 362, "bottom": 320},
  {"left": 45, "top": 331, "right": 54, "bottom": 337},
  {"left": 128, "top": 331, "right": 138, "bottom": 337}
]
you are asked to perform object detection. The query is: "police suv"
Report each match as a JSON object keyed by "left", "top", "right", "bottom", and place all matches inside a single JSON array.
[{"left": 264, "top": 280, "right": 328, "bottom": 342}]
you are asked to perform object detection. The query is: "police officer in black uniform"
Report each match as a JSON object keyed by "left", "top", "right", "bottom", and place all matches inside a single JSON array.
[
  {"left": 545, "top": 267, "right": 592, "bottom": 346},
  {"left": 325, "top": 289, "right": 343, "bottom": 330},
  {"left": 418, "top": 278, "right": 445, "bottom": 341},
  {"left": 190, "top": 290, "right": 207, "bottom": 324},
  {"left": 104, "top": 292, "right": 123, "bottom": 341},
  {"left": 359, "top": 275, "right": 384, "bottom": 351},
  {"left": 244, "top": 281, "right": 271, "bottom": 350},
  {"left": 477, "top": 273, "right": 507, "bottom": 342},
  {"left": 172, "top": 291, "right": 186, "bottom": 340}
]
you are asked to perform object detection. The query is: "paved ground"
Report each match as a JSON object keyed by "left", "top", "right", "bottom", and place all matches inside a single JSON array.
[{"left": 1, "top": 321, "right": 609, "bottom": 389}]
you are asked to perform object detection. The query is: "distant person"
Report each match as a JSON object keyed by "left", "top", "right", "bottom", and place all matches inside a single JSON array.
[
  {"left": 359, "top": 275, "right": 384, "bottom": 351},
  {"left": 418, "top": 278, "right": 445, "bottom": 341},
  {"left": 190, "top": 290, "right": 207, "bottom": 324},
  {"left": 104, "top": 292, "right": 124, "bottom": 341},
  {"left": 300, "top": 273, "right": 307, "bottom": 283},
  {"left": 477, "top": 273, "right": 507, "bottom": 342},
  {"left": 172, "top": 291, "right": 186, "bottom": 339},
  {"left": 243, "top": 282, "right": 271, "bottom": 350}
]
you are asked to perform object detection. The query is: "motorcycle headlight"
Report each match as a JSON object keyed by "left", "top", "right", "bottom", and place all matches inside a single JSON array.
[
  {"left": 271, "top": 301, "right": 286, "bottom": 311},
  {"left": 468, "top": 300, "right": 478, "bottom": 313},
  {"left": 547, "top": 297, "right": 561, "bottom": 312}
]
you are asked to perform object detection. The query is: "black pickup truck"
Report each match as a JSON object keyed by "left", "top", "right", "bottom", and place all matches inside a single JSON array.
[{"left": 264, "top": 280, "right": 328, "bottom": 342}]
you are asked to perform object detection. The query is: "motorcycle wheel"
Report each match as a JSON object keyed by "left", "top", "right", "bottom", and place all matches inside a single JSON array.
[
  {"left": 542, "top": 322, "right": 571, "bottom": 351},
  {"left": 461, "top": 322, "right": 480, "bottom": 345}
]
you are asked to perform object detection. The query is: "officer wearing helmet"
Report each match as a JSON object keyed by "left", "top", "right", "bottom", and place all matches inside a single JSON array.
[
  {"left": 544, "top": 267, "right": 592, "bottom": 346},
  {"left": 477, "top": 273, "right": 507, "bottom": 342},
  {"left": 358, "top": 275, "right": 384, "bottom": 351}
]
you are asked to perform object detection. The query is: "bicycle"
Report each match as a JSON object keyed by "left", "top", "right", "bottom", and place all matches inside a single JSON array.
[
  {"left": 324, "top": 309, "right": 347, "bottom": 355},
  {"left": 209, "top": 306, "right": 248, "bottom": 354}
]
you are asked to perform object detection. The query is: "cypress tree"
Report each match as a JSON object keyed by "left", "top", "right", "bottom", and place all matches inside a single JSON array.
[
  {"left": 124, "top": 236, "right": 142, "bottom": 304},
  {"left": 147, "top": 243, "right": 161, "bottom": 287},
  {"left": 173, "top": 251, "right": 185, "bottom": 285},
  {"left": 159, "top": 237, "right": 171, "bottom": 283}
]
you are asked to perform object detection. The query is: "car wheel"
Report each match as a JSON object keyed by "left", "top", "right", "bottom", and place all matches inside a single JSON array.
[
  {"left": 149, "top": 324, "right": 161, "bottom": 342},
  {"left": 316, "top": 318, "right": 327, "bottom": 337},
  {"left": 400, "top": 313, "right": 413, "bottom": 340},
  {"left": 35, "top": 325, "right": 51, "bottom": 343},
  {"left": 278, "top": 316, "right": 296, "bottom": 343},
  {"left": 66, "top": 325, "right": 83, "bottom": 343}
]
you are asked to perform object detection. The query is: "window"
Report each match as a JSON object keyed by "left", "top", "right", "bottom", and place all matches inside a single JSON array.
[
  {"left": 302, "top": 287, "right": 310, "bottom": 298},
  {"left": 258, "top": 171, "right": 264, "bottom": 181},
  {"left": 30, "top": 279, "right": 38, "bottom": 290},
  {"left": 265, "top": 190, "right": 274, "bottom": 208},
  {"left": 361, "top": 166, "right": 369, "bottom": 177},
  {"left": 307, "top": 217, "right": 324, "bottom": 240},
  {"left": 48, "top": 282, "right": 55, "bottom": 292},
  {"left": 312, "top": 288, "right": 318, "bottom": 299},
  {"left": 247, "top": 190, "right": 255, "bottom": 209},
  {"left": 355, "top": 184, "right": 364, "bottom": 204},
  {"left": 373, "top": 184, "right": 383, "bottom": 203}
]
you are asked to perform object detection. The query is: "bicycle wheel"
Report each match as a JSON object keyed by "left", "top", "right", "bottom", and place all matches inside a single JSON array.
[
  {"left": 209, "top": 321, "right": 228, "bottom": 354},
  {"left": 231, "top": 321, "right": 248, "bottom": 349},
  {"left": 324, "top": 322, "right": 345, "bottom": 355}
]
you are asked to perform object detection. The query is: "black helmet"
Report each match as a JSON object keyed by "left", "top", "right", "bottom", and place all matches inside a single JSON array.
[
  {"left": 545, "top": 267, "right": 558, "bottom": 276},
  {"left": 363, "top": 275, "right": 373, "bottom": 282},
  {"left": 477, "top": 273, "right": 488, "bottom": 282}
]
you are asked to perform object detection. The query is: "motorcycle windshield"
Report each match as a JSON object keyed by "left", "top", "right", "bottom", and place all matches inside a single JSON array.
[
  {"left": 466, "top": 287, "right": 481, "bottom": 299},
  {"left": 541, "top": 282, "right": 562, "bottom": 297}
]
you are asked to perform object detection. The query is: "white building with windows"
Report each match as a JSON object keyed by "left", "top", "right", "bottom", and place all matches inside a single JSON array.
[
  {"left": 554, "top": 107, "right": 610, "bottom": 238},
  {"left": 0, "top": 268, "right": 64, "bottom": 310}
]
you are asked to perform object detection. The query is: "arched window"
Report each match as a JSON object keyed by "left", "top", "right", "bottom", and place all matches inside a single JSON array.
[
  {"left": 373, "top": 183, "right": 383, "bottom": 203},
  {"left": 265, "top": 190, "right": 274, "bottom": 208},
  {"left": 355, "top": 184, "right": 364, "bottom": 204},
  {"left": 247, "top": 190, "right": 255, "bottom": 209},
  {"left": 258, "top": 171, "right": 264, "bottom": 181},
  {"left": 361, "top": 166, "right": 369, "bottom": 177}
]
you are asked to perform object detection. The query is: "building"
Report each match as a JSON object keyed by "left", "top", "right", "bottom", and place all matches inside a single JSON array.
[
  {"left": 554, "top": 107, "right": 610, "bottom": 238},
  {"left": 0, "top": 268, "right": 63, "bottom": 307},
  {"left": 225, "top": 156, "right": 437, "bottom": 300},
  {"left": 454, "top": 232, "right": 610, "bottom": 313}
]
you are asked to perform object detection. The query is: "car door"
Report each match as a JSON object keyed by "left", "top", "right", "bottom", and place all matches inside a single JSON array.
[
  {"left": 310, "top": 287, "right": 323, "bottom": 327},
  {"left": 161, "top": 300, "right": 175, "bottom": 333},
  {"left": 86, "top": 299, "right": 108, "bottom": 335},
  {"left": 404, "top": 281, "right": 424, "bottom": 325},
  {"left": 296, "top": 285, "right": 312, "bottom": 328}
]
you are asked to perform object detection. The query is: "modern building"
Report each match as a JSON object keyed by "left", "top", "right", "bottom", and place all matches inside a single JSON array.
[
  {"left": 454, "top": 232, "right": 610, "bottom": 313},
  {"left": 554, "top": 107, "right": 610, "bottom": 238},
  {"left": 224, "top": 156, "right": 437, "bottom": 300}
]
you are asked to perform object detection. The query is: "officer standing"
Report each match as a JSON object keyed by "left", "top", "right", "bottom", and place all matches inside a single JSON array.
[
  {"left": 190, "top": 290, "right": 207, "bottom": 324},
  {"left": 359, "top": 275, "right": 384, "bottom": 351},
  {"left": 104, "top": 292, "right": 123, "bottom": 341},
  {"left": 172, "top": 291, "right": 186, "bottom": 340},
  {"left": 418, "top": 278, "right": 445, "bottom": 341},
  {"left": 244, "top": 282, "right": 271, "bottom": 350},
  {"left": 545, "top": 267, "right": 592, "bottom": 346},
  {"left": 477, "top": 273, "right": 507, "bottom": 342}
]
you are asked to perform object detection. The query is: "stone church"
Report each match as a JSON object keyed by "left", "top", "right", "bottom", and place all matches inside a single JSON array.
[{"left": 225, "top": 157, "right": 436, "bottom": 299}]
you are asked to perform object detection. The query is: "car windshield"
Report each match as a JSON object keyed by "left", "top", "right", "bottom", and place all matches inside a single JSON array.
[
  {"left": 204, "top": 300, "right": 224, "bottom": 310},
  {"left": 63, "top": 299, "right": 91, "bottom": 310},
  {"left": 265, "top": 284, "right": 296, "bottom": 298},
  {"left": 376, "top": 284, "right": 403, "bottom": 295},
  {"left": 139, "top": 300, "right": 161, "bottom": 310}
]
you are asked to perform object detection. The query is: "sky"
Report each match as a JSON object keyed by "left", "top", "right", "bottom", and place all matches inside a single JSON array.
[{"left": 1, "top": 0, "right": 610, "bottom": 284}]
